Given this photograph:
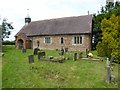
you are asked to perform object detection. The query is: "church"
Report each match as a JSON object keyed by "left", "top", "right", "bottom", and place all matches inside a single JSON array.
[{"left": 15, "top": 14, "right": 92, "bottom": 52}]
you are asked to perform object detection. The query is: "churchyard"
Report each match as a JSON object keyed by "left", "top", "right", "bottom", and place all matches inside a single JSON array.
[{"left": 2, "top": 45, "right": 119, "bottom": 88}]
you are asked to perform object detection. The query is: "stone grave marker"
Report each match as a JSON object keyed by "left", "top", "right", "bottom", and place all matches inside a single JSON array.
[
  {"left": 60, "top": 48, "right": 64, "bottom": 55},
  {"left": 33, "top": 48, "right": 40, "bottom": 55},
  {"left": 74, "top": 53, "right": 77, "bottom": 61},
  {"left": 28, "top": 55, "right": 34, "bottom": 63},
  {"left": 86, "top": 49, "right": 89, "bottom": 58},
  {"left": 106, "top": 58, "right": 111, "bottom": 83},
  {"left": 110, "top": 55, "right": 115, "bottom": 66},
  {"left": 38, "top": 51, "right": 46, "bottom": 60},
  {"left": 41, "top": 52, "right": 46, "bottom": 57},
  {"left": 22, "top": 48, "right": 26, "bottom": 53}
]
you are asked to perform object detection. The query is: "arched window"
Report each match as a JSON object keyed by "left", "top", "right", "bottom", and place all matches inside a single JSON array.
[
  {"left": 61, "top": 37, "right": 64, "bottom": 44},
  {"left": 37, "top": 40, "right": 40, "bottom": 47}
]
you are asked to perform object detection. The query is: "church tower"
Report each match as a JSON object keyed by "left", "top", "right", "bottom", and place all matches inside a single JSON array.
[{"left": 25, "top": 9, "right": 31, "bottom": 24}]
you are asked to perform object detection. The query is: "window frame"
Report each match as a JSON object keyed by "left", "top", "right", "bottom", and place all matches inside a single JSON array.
[
  {"left": 44, "top": 36, "right": 52, "bottom": 44},
  {"left": 73, "top": 36, "right": 82, "bottom": 45},
  {"left": 60, "top": 37, "right": 64, "bottom": 44}
]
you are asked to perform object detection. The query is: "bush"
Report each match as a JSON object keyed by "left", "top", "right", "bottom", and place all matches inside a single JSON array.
[{"left": 96, "top": 42, "right": 105, "bottom": 57}]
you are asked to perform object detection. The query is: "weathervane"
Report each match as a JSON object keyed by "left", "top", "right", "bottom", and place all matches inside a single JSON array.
[{"left": 27, "top": 9, "right": 30, "bottom": 18}]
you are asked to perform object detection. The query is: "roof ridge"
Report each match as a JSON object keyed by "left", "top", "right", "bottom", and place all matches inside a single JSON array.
[{"left": 31, "top": 14, "right": 92, "bottom": 23}]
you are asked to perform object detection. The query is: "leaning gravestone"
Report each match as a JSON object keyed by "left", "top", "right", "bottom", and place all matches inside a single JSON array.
[{"left": 28, "top": 55, "right": 34, "bottom": 63}]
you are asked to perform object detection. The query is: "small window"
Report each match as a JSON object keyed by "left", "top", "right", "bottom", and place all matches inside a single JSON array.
[
  {"left": 37, "top": 40, "right": 40, "bottom": 47},
  {"left": 74, "top": 36, "right": 82, "bottom": 44},
  {"left": 80, "top": 36, "right": 82, "bottom": 44},
  {"left": 45, "top": 36, "right": 51, "bottom": 44},
  {"left": 61, "top": 37, "right": 64, "bottom": 44},
  {"left": 74, "top": 37, "right": 76, "bottom": 44}
]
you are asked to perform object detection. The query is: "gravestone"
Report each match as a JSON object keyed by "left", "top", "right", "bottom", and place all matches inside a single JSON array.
[
  {"left": 28, "top": 55, "right": 34, "bottom": 63},
  {"left": 60, "top": 48, "right": 64, "bottom": 55},
  {"left": 65, "top": 48, "right": 68, "bottom": 53},
  {"left": 38, "top": 51, "right": 46, "bottom": 60},
  {"left": 86, "top": 49, "right": 89, "bottom": 58},
  {"left": 79, "top": 52, "right": 82, "bottom": 59},
  {"left": 33, "top": 48, "right": 40, "bottom": 55},
  {"left": 41, "top": 52, "right": 46, "bottom": 57},
  {"left": 74, "top": 53, "right": 77, "bottom": 61},
  {"left": 106, "top": 58, "right": 111, "bottom": 83},
  {"left": 110, "top": 55, "right": 115, "bottom": 66},
  {"left": 22, "top": 48, "right": 26, "bottom": 53}
]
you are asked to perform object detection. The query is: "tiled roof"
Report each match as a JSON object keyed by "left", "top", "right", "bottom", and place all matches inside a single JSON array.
[{"left": 16, "top": 15, "right": 92, "bottom": 36}]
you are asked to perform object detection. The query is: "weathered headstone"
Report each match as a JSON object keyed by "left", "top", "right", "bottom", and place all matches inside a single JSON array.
[
  {"left": 74, "top": 53, "right": 77, "bottom": 61},
  {"left": 38, "top": 51, "right": 46, "bottom": 60},
  {"left": 60, "top": 48, "right": 64, "bottom": 55},
  {"left": 41, "top": 52, "right": 46, "bottom": 57},
  {"left": 33, "top": 48, "right": 40, "bottom": 55},
  {"left": 110, "top": 55, "right": 115, "bottom": 66},
  {"left": 86, "top": 49, "right": 89, "bottom": 58},
  {"left": 28, "top": 55, "right": 34, "bottom": 63},
  {"left": 22, "top": 48, "right": 26, "bottom": 53},
  {"left": 106, "top": 58, "right": 111, "bottom": 83}
]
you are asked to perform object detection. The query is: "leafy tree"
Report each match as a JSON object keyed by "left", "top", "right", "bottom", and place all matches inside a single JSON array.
[
  {"left": 97, "top": 15, "right": 120, "bottom": 62},
  {"left": 92, "top": 1, "right": 120, "bottom": 50},
  {"left": 0, "top": 18, "right": 14, "bottom": 41}
]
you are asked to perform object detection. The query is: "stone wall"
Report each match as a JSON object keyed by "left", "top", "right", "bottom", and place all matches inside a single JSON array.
[{"left": 33, "top": 34, "right": 91, "bottom": 52}]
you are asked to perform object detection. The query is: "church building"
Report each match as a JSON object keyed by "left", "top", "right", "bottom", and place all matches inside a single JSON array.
[{"left": 15, "top": 14, "right": 92, "bottom": 52}]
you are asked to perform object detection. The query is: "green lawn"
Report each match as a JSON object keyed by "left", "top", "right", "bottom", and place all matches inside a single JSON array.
[
  {"left": 2, "top": 45, "right": 119, "bottom": 88},
  {"left": 0, "top": 51, "right": 2, "bottom": 89}
]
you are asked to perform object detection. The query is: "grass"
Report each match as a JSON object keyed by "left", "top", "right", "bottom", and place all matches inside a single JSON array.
[
  {"left": 2, "top": 45, "right": 119, "bottom": 88},
  {"left": 0, "top": 51, "right": 2, "bottom": 89}
]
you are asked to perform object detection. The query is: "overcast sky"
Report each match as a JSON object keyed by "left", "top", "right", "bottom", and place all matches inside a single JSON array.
[{"left": 0, "top": 0, "right": 108, "bottom": 41}]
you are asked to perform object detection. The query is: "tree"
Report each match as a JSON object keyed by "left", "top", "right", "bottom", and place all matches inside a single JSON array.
[
  {"left": 92, "top": 1, "right": 120, "bottom": 50},
  {"left": 97, "top": 15, "right": 120, "bottom": 62},
  {"left": 1, "top": 18, "right": 14, "bottom": 41}
]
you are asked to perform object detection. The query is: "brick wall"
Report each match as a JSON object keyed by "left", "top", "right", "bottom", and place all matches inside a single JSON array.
[
  {"left": 15, "top": 35, "right": 32, "bottom": 49},
  {"left": 33, "top": 34, "right": 91, "bottom": 52}
]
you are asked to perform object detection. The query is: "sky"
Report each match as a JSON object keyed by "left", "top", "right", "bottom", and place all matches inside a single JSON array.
[{"left": 0, "top": 0, "right": 109, "bottom": 41}]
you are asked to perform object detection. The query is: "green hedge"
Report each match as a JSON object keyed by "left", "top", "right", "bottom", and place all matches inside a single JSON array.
[{"left": 2, "top": 41, "right": 15, "bottom": 45}]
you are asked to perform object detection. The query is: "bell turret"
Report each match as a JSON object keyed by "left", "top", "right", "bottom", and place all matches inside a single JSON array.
[{"left": 25, "top": 9, "right": 31, "bottom": 24}]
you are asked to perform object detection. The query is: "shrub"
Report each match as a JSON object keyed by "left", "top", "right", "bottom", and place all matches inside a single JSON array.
[{"left": 2, "top": 41, "right": 15, "bottom": 45}]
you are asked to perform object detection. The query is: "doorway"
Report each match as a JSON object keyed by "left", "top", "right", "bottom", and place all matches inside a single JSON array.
[{"left": 18, "top": 39, "right": 24, "bottom": 49}]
